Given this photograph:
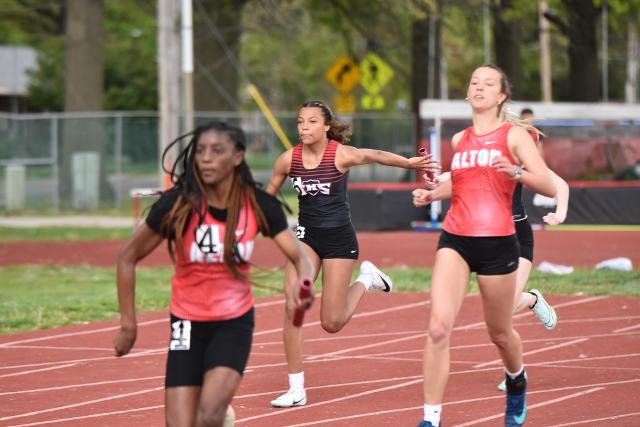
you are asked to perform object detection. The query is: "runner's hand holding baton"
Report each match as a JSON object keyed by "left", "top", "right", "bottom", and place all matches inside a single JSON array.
[{"left": 293, "top": 278, "right": 314, "bottom": 327}]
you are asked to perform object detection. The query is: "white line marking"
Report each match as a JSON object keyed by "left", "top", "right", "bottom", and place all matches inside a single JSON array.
[
  {"left": 453, "top": 387, "right": 604, "bottom": 426},
  {"left": 306, "top": 332, "right": 426, "bottom": 360},
  {"left": 0, "top": 376, "right": 163, "bottom": 396},
  {"left": 253, "top": 300, "right": 429, "bottom": 337},
  {"left": 473, "top": 338, "right": 589, "bottom": 368},
  {"left": 270, "top": 379, "right": 630, "bottom": 426},
  {"left": 0, "top": 363, "right": 80, "bottom": 378},
  {"left": 234, "top": 374, "right": 422, "bottom": 399},
  {"left": 4, "top": 405, "right": 163, "bottom": 427},
  {"left": 0, "top": 348, "right": 165, "bottom": 371},
  {"left": 0, "top": 387, "right": 163, "bottom": 422},
  {"left": 0, "top": 317, "right": 165, "bottom": 347},
  {"left": 614, "top": 323, "right": 640, "bottom": 333},
  {"left": 551, "top": 411, "right": 640, "bottom": 426},
  {"left": 236, "top": 378, "right": 424, "bottom": 423}
]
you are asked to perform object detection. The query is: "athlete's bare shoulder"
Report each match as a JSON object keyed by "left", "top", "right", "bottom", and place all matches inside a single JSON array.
[{"left": 451, "top": 130, "right": 465, "bottom": 149}]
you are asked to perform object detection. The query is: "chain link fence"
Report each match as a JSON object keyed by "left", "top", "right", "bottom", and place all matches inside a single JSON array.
[{"left": 0, "top": 111, "right": 416, "bottom": 212}]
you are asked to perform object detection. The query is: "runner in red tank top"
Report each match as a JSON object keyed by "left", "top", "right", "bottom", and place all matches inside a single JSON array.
[
  {"left": 113, "top": 122, "right": 313, "bottom": 426},
  {"left": 410, "top": 65, "right": 556, "bottom": 427},
  {"left": 413, "top": 106, "right": 571, "bottom": 396}
]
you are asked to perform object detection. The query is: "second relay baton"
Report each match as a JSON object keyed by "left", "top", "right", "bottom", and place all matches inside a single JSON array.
[
  {"left": 418, "top": 147, "right": 435, "bottom": 181},
  {"left": 292, "top": 278, "right": 313, "bottom": 327}
]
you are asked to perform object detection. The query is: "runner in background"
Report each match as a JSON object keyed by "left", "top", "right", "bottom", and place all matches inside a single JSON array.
[
  {"left": 113, "top": 121, "right": 313, "bottom": 426},
  {"left": 267, "top": 100, "right": 440, "bottom": 408}
]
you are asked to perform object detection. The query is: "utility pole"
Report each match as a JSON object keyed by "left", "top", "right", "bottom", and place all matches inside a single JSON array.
[
  {"left": 539, "top": 0, "right": 552, "bottom": 102},
  {"left": 483, "top": 0, "right": 491, "bottom": 64},
  {"left": 157, "top": 0, "right": 181, "bottom": 188},
  {"left": 181, "top": 0, "right": 194, "bottom": 133},
  {"left": 602, "top": 0, "right": 609, "bottom": 102},
  {"left": 625, "top": 20, "right": 638, "bottom": 104}
]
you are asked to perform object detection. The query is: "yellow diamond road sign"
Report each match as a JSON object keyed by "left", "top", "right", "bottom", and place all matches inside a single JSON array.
[
  {"left": 359, "top": 52, "right": 394, "bottom": 94},
  {"left": 325, "top": 56, "right": 361, "bottom": 93}
]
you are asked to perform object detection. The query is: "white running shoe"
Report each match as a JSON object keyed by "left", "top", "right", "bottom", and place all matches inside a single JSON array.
[
  {"left": 270, "top": 388, "right": 307, "bottom": 407},
  {"left": 497, "top": 378, "right": 507, "bottom": 392},
  {"left": 529, "top": 289, "right": 557, "bottom": 330},
  {"left": 360, "top": 260, "right": 393, "bottom": 292}
]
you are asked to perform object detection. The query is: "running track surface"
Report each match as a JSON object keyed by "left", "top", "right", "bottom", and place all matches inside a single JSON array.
[
  {"left": 1, "top": 293, "right": 640, "bottom": 426},
  {"left": 1, "top": 230, "right": 639, "bottom": 269},
  {"left": 1, "top": 230, "right": 640, "bottom": 426}
]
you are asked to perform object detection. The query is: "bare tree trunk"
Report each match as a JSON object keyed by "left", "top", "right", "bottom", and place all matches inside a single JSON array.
[
  {"left": 539, "top": 0, "right": 553, "bottom": 101},
  {"left": 492, "top": 0, "right": 523, "bottom": 99},
  {"left": 544, "top": 0, "right": 600, "bottom": 101},
  {"left": 192, "top": 0, "right": 249, "bottom": 112},
  {"left": 565, "top": 0, "right": 600, "bottom": 101},
  {"left": 62, "top": 0, "right": 111, "bottom": 207}
]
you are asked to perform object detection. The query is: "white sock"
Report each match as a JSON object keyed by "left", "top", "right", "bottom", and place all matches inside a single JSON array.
[
  {"left": 288, "top": 371, "right": 305, "bottom": 391},
  {"left": 354, "top": 272, "right": 373, "bottom": 291},
  {"left": 505, "top": 365, "right": 524, "bottom": 380},
  {"left": 423, "top": 404, "right": 441, "bottom": 425}
]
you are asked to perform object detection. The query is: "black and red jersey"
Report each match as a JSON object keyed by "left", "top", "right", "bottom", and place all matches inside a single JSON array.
[{"left": 289, "top": 140, "right": 350, "bottom": 228}]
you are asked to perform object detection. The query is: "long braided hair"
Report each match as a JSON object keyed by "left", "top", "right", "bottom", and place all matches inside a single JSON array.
[{"left": 159, "top": 121, "right": 269, "bottom": 280}]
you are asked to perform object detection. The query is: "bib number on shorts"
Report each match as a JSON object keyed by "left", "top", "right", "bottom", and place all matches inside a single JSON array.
[{"left": 169, "top": 320, "right": 191, "bottom": 350}]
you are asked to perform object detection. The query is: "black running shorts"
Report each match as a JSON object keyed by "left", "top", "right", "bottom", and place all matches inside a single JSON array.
[
  {"left": 437, "top": 230, "right": 519, "bottom": 275},
  {"left": 514, "top": 218, "right": 534, "bottom": 262},
  {"left": 294, "top": 222, "right": 359, "bottom": 259},
  {"left": 165, "top": 308, "right": 254, "bottom": 388}
]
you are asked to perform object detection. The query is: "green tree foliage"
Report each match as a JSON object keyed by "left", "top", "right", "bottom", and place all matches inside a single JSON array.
[
  {"left": 0, "top": 0, "right": 156, "bottom": 111},
  {"left": 1, "top": 0, "right": 638, "bottom": 111}
]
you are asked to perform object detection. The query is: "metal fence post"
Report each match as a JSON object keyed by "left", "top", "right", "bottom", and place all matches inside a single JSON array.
[
  {"left": 115, "top": 114, "right": 123, "bottom": 208},
  {"left": 51, "top": 116, "right": 59, "bottom": 212}
]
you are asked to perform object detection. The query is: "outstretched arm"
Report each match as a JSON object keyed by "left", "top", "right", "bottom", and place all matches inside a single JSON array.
[
  {"left": 543, "top": 169, "right": 569, "bottom": 225},
  {"left": 336, "top": 145, "right": 439, "bottom": 173},
  {"left": 114, "top": 224, "right": 164, "bottom": 356},
  {"left": 266, "top": 150, "right": 292, "bottom": 196}
]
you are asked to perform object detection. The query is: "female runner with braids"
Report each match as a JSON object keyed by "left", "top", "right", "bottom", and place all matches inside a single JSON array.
[
  {"left": 409, "top": 65, "right": 556, "bottom": 427},
  {"left": 113, "top": 121, "right": 313, "bottom": 426},
  {"left": 267, "top": 100, "right": 439, "bottom": 408}
]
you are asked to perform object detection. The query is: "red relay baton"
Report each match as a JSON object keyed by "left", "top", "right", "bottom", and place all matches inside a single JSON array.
[
  {"left": 418, "top": 147, "right": 435, "bottom": 181},
  {"left": 292, "top": 278, "right": 313, "bottom": 327}
]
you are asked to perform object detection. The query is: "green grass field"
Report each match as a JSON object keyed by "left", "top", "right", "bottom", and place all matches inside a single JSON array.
[{"left": 1, "top": 264, "right": 638, "bottom": 334}]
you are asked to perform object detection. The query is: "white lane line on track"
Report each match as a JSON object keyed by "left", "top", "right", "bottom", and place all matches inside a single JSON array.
[
  {"left": 453, "top": 387, "right": 605, "bottom": 427},
  {"left": 0, "top": 348, "right": 165, "bottom": 371},
  {"left": 253, "top": 299, "right": 430, "bottom": 337},
  {"left": 551, "top": 411, "right": 640, "bottom": 426},
  {"left": 0, "top": 376, "right": 163, "bottom": 396},
  {"left": 254, "top": 329, "right": 427, "bottom": 346},
  {"left": 0, "top": 317, "right": 165, "bottom": 347},
  {"left": 0, "top": 363, "right": 80, "bottom": 379},
  {"left": 241, "top": 378, "right": 640, "bottom": 426},
  {"left": 304, "top": 295, "right": 611, "bottom": 362},
  {"left": 0, "top": 387, "right": 163, "bottom": 422},
  {"left": 614, "top": 323, "right": 640, "bottom": 333},
  {"left": 1, "top": 345, "right": 118, "bottom": 352},
  {"left": 4, "top": 405, "right": 164, "bottom": 427},
  {"left": 235, "top": 374, "right": 422, "bottom": 399},
  {"left": 236, "top": 377, "right": 424, "bottom": 424},
  {"left": 473, "top": 338, "right": 589, "bottom": 368}
]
